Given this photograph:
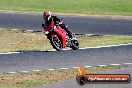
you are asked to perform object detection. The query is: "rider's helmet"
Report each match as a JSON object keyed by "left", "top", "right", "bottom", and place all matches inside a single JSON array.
[{"left": 43, "top": 11, "right": 52, "bottom": 21}]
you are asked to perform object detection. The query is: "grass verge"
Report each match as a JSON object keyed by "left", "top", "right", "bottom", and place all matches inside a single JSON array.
[
  {"left": 0, "top": 65, "right": 125, "bottom": 88},
  {"left": 0, "top": 0, "right": 132, "bottom": 16},
  {"left": 0, "top": 29, "right": 132, "bottom": 53}
]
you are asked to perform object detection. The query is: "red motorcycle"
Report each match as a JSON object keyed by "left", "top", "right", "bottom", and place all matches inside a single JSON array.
[{"left": 42, "top": 21, "right": 79, "bottom": 51}]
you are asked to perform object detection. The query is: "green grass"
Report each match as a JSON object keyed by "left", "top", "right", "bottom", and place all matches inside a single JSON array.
[
  {"left": 78, "top": 35, "right": 132, "bottom": 48},
  {"left": 0, "top": 0, "right": 132, "bottom": 15},
  {"left": 0, "top": 29, "right": 132, "bottom": 53},
  {"left": 0, "top": 66, "right": 124, "bottom": 88}
]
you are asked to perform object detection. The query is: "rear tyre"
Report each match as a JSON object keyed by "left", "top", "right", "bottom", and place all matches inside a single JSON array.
[
  {"left": 50, "top": 35, "right": 62, "bottom": 51},
  {"left": 70, "top": 40, "right": 79, "bottom": 50}
]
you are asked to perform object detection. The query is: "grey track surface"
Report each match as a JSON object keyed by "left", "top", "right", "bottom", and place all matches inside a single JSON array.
[
  {"left": 38, "top": 66, "right": 132, "bottom": 88},
  {"left": 0, "top": 12, "right": 132, "bottom": 88},
  {"left": 0, "top": 45, "right": 132, "bottom": 73},
  {"left": 0, "top": 12, "right": 132, "bottom": 35}
]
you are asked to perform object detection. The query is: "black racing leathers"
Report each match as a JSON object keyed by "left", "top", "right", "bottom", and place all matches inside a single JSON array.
[{"left": 45, "top": 16, "right": 73, "bottom": 38}]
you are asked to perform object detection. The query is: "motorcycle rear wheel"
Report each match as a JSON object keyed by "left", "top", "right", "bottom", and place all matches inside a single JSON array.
[{"left": 50, "top": 35, "right": 62, "bottom": 51}]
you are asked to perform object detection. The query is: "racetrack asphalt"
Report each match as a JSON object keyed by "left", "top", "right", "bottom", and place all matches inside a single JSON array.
[
  {"left": 0, "top": 12, "right": 132, "bottom": 88},
  {"left": 0, "top": 12, "right": 132, "bottom": 35},
  {"left": 0, "top": 44, "right": 132, "bottom": 73}
]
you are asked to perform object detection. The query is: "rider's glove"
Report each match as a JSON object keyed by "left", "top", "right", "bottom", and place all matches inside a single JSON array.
[
  {"left": 56, "top": 21, "right": 62, "bottom": 26},
  {"left": 42, "top": 23, "right": 46, "bottom": 28}
]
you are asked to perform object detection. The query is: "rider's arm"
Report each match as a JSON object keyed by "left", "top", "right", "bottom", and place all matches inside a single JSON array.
[{"left": 52, "top": 16, "right": 61, "bottom": 23}]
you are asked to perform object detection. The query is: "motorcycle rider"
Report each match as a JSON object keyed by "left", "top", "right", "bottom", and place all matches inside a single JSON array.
[{"left": 43, "top": 11, "right": 73, "bottom": 38}]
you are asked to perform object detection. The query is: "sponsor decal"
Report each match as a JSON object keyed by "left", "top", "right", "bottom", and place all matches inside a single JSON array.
[{"left": 76, "top": 66, "right": 131, "bottom": 85}]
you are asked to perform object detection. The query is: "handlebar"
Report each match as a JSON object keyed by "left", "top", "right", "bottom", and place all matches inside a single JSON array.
[{"left": 42, "top": 23, "right": 46, "bottom": 28}]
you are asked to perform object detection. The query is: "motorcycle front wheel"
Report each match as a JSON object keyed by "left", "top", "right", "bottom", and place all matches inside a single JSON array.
[
  {"left": 70, "top": 40, "right": 79, "bottom": 50},
  {"left": 50, "top": 34, "right": 62, "bottom": 51}
]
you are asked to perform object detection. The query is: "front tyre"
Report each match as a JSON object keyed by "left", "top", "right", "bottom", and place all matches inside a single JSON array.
[
  {"left": 50, "top": 34, "right": 62, "bottom": 51},
  {"left": 70, "top": 40, "right": 79, "bottom": 50}
]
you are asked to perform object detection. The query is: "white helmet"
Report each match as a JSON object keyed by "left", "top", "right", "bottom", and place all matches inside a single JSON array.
[{"left": 43, "top": 11, "right": 52, "bottom": 21}]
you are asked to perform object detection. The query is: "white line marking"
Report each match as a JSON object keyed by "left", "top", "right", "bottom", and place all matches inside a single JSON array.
[
  {"left": 98, "top": 65, "right": 107, "bottom": 67},
  {"left": 84, "top": 66, "right": 93, "bottom": 68},
  {"left": 59, "top": 68, "right": 69, "bottom": 70},
  {"left": 32, "top": 70, "right": 41, "bottom": 72},
  {"left": 11, "top": 29, "right": 18, "bottom": 31},
  {"left": 62, "top": 48, "right": 71, "bottom": 51},
  {"left": 79, "top": 43, "right": 132, "bottom": 50},
  {"left": 123, "top": 63, "right": 132, "bottom": 65},
  {"left": 21, "top": 71, "right": 29, "bottom": 73},
  {"left": 48, "top": 49, "right": 56, "bottom": 51},
  {"left": 42, "top": 43, "right": 132, "bottom": 52},
  {"left": 0, "top": 28, "right": 4, "bottom": 29},
  {"left": 40, "top": 50, "right": 47, "bottom": 52},
  {"left": 0, "top": 42, "right": 132, "bottom": 55},
  {"left": 71, "top": 67, "right": 79, "bottom": 69},
  {"left": 48, "top": 69, "right": 55, "bottom": 71},
  {"left": 8, "top": 72, "right": 17, "bottom": 74},
  {"left": 0, "top": 52, "right": 20, "bottom": 55},
  {"left": 26, "top": 30, "right": 34, "bottom": 32},
  {"left": 0, "top": 63, "right": 127, "bottom": 74},
  {"left": 110, "top": 64, "right": 121, "bottom": 66}
]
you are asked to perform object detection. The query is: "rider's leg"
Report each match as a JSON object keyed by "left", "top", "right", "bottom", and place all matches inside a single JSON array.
[{"left": 60, "top": 24, "right": 73, "bottom": 38}]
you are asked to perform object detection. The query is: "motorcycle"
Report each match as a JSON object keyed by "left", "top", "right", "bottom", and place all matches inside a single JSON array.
[{"left": 42, "top": 21, "right": 79, "bottom": 51}]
